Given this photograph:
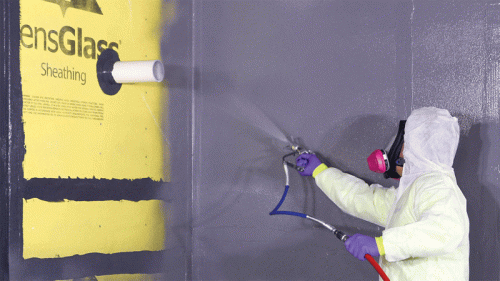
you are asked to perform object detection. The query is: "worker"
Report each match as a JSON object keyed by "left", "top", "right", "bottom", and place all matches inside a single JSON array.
[{"left": 296, "top": 107, "right": 469, "bottom": 280}]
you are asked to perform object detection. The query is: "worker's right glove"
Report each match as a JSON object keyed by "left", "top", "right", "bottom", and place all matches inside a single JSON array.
[
  {"left": 296, "top": 153, "right": 322, "bottom": 176},
  {"left": 345, "top": 234, "right": 380, "bottom": 261}
]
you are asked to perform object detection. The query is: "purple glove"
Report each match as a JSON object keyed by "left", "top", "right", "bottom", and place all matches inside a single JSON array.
[
  {"left": 345, "top": 234, "right": 380, "bottom": 261},
  {"left": 295, "top": 153, "right": 322, "bottom": 176}
]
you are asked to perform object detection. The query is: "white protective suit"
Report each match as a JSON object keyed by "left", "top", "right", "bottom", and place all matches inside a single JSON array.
[{"left": 314, "top": 107, "right": 469, "bottom": 280}]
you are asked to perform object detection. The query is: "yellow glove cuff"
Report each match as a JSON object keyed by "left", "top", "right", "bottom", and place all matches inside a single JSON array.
[
  {"left": 375, "top": 236, "right": 385, "bottom": 256},
  {"left": 312, "top": 163, "right": 328, "bottom": 178}
]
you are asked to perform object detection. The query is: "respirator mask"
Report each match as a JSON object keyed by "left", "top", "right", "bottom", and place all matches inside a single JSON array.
[{"left": 367, "top": 120, "right": 406, "bottom": 179}]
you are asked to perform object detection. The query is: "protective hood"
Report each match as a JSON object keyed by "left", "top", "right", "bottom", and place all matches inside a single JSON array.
[{"left": 397, "top": 107, "right": 460, "bottom": 200}]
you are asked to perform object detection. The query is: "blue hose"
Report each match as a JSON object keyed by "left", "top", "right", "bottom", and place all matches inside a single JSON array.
[
  {"left": 270, "top": 162, "right": 391, "bottom": 280},
  {"left": 269, "top": 185, "right": 307, "bottom": 218}
]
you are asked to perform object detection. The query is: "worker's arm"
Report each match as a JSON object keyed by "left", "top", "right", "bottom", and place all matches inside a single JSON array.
[{"left": 314, "top": 166, "right": 397, "bottom": 227}]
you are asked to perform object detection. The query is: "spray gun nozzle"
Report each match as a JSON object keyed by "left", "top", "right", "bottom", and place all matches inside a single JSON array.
[
  {"left": 287, "top": 144, "right": 314, "bottom": 155},
  {"left": 285, "top": 144, "right": 301, "bottom": 153}
]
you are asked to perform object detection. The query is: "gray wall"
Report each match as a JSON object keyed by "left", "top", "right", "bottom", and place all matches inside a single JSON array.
[
  {"left": 161, "top": 0, "right": 194, "bottom": 279},
  {"left": 192, "top": 0, "right": 410, "bottom": 280},
  {"left": 164, "top": 0, "right": 500, "bottom": 280},
  {"left": 412, "top": 1, "right": 500, "bottom": 280}
]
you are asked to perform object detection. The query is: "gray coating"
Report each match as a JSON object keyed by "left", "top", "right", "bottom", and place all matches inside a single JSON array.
[
  {"left": 161, "top": 0, "right": 194, "bottom": 279},
  {"left": 180, "top": 0, "right": 500, "bottom": 280},
  {"left": 191, "top": 1, "right": 408, "bottom": 280},
  {"left": 412, "top": 1, "right": 500, "bottom": 279}
]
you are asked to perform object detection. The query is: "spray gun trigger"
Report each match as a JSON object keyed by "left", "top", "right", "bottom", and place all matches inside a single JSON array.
[{"left": 284, "top": 160, "right": 304, "bottom": 172}]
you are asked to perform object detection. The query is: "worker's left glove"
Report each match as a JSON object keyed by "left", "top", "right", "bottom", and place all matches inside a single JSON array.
[{"left": 345, "top": 234, "right": 380, "bottom": 261}]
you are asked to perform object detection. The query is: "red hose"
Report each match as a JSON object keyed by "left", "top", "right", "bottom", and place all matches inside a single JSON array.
[{"left": 365, "top": 254, "right": 390, "bottom": 281}]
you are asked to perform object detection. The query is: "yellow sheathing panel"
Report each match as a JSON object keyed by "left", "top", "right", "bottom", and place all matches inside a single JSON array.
[
  {"left": 20, "top": 0, "right": 169, "bottom": 181},
  {"left": 23, "top": 199, "right": 166, "bottom": 259}
]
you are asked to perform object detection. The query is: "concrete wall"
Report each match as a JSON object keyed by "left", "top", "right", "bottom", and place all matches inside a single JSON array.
[{"left": 190, "top": 0, "right": 499, "bottom": 280}]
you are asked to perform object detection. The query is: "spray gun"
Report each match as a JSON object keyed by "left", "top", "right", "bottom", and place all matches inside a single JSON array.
[{"left": 282, "top": 144, "right": 314, "bottom": 173}]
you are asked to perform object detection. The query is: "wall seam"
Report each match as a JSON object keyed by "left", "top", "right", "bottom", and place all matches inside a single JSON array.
[
  {"left": 409, "top": 0, "right": 415, "bottom": 116},
  {"left": 189, "top": 0, "right": 196, "bottom": 280}
]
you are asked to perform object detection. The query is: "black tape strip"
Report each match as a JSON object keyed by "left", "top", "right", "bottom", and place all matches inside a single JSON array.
[
  {"left": 24, "top": 178, "right": 164, "bottom": 202},
  {"left": 12, "top": 251, "right": 165, "bottom": 280}
]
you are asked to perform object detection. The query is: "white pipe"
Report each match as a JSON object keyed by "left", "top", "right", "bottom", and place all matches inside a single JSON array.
[{"left": 111, "top": 60, "right": 165, "bottom": 83}]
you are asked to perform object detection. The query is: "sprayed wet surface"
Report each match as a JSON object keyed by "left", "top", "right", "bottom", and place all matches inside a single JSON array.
[{"left": 185, "top": 0, "right": 500, "bottom": 280}]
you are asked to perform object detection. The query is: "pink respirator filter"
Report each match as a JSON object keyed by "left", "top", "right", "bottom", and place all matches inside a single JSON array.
[{"left": 367, "top": 149, "right": 388, "bottom": 173}]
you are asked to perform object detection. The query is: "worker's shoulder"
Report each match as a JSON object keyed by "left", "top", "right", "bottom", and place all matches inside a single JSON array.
[{"left": 413, "top": 171, "right": 457, "bottom": 191}]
